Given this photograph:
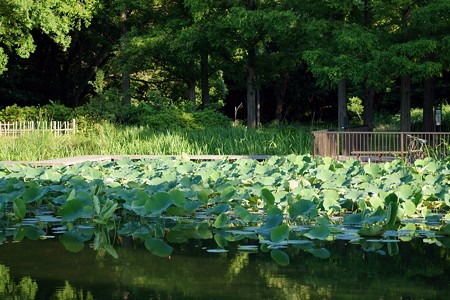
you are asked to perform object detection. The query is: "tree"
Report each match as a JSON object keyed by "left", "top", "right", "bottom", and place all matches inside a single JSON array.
[
  {"left": 0, "top": 0, "right": 96, "bottom": 74},
  {"left": 303, "top": 1, "right": 368, "bottom": 128}
]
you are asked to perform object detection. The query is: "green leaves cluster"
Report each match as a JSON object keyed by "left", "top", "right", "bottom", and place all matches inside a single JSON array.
[
  {"left": 0, "top": 0, "right": 97, "bottom": 74},
  {"left": 1, "top": 155, "right": 450, "bottom": 265}
]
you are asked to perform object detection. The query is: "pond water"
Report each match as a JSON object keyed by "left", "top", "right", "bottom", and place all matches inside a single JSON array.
[{"left": 0, "top": 239, "right": 449, "bottom": 300}]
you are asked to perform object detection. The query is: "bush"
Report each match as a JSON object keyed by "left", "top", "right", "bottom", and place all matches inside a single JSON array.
[
  {"left": 0, "top": 104, "right": 40, "bottom": 122},
  {"left": 41, "top": 102, "right": 74, "bottom": 121},
  {"left": 193, "top": 109, "right": 232, "bottom": 129},
  {"left": 123, "top": 102, "right": 231, "bottom": 130}
]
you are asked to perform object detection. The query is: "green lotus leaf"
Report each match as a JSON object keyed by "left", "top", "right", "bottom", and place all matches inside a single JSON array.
[
  {"left": 99, "top": 201, "right": 118, "bottom": 221},
  {"left": 396, "top": 185, "right": 414, "bottom": 200},
  {"left": 170, "top": 189, "right": 186, "bottom": 206},
  {"left": 213, "top": 213, "right": 229, "bottom": 228},
  {"left": 343, "top": 213, "right": 363, "bottom": 225},
  {"left": 304, "top": 226, "right": 329, "bottom": 240},
  {"left": 101, "top": 242, "right": 118, "bottom": 259},
  {"left": 323, "top": 189, "right": 340, "bottom": 212},
  {"left": 358, "top": 224, "right": 384, "bottom": 237},
  {"left": 363, "top": 206, "right": 386, "bottom": 225},
  {"left": 214, "top": 233, "right": 228, "bottom": 249},
  {"left": 60, "top": 199, "right": 84, "bottom": 222},
  {"left": 402, "top": 200, "right": 416, "bottom": 217},
  {"left": 207, "top": 203, "right": 230, "bottom": 215},
  {"left": 387, "top": 242, "right": 399, "bottom": 256},
  {"left": 234, "top": 205, "right": 250, "bottom": 220},
  {"left": 184, "top": 201, "right": 203, "bottom": 212},
  {"left": 145, "top": 238, "right": 173, "bottom": 257},
  {"left": 270, "top": 249, "right": 290, "bottom": 266},
  {"left": 196, "top": 227, "right": 212, "bottom": 239},
  {"left": 16, "top": 226, "right": 43, "bottom": 241},
  {"left": 261, "top": 188, "right": 275, "bottom": 207},
  {"left": 59, "top": 232, "right": 85, "bottom": 252},
  {"left": 145, "top": 192, "right": 173, "bottom": 215},
  {"left": 369, "top": 197, "right": 384, "bottom": 209},
  {"left": 315, "top": 168, "right": 334, "bottom": 182},
  {"left": 22, "top": 184, "right": 45, "bottom": 204},
  {"left": 166, "top": 230, "right": 188, "bottom": 243},
  {"left": 364, "top": 164, "right": 382, "bottom": 178},
  {"left": 386, "top": 201, "right": 399, "bottom": 228},
  {"left": 13, "top": 198, "right": 26, "bottom": 220},
  {"left": 270, "top": 224, "right": 289, "bottom": 243},
  {"left": 289, "top": 199, "right": 316, "bottom": 219},
  {"left": 307, "top": 248, "right": 331, "bottom": 259}
]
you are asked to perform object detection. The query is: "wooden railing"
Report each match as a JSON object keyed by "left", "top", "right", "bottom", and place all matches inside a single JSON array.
[
  {"left": 0, "top": 120, "right": 76, "bottom": 136},
  {"left": 313, "top": 129, "right": 450, "bottom": 162}
]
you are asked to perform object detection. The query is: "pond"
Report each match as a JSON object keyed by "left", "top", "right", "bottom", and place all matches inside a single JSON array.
[
  {"left": 2, "top": 156, "right": 450, "bottom": 299},
  {"left": 0, "top": 239, "right": 449, "bottom": 300}
]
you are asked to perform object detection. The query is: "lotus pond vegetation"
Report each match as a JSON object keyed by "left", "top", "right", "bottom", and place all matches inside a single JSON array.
[{"left": 1, "top": 155, "right": 450, "bottom": 298}]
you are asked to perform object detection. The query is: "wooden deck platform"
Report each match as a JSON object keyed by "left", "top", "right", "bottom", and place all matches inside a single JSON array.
[{"left": 0, "top": 154, "right": 272, "bottom": 167}]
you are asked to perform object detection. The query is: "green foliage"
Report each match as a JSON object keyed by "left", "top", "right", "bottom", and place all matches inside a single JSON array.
[
  {"left": 347, "top": 96, "right": 364, "bottom": 125},
  {"left": 0, "top": 103, "right": 74, "bottom": 122},
  {"left": 1, "top": 154, "right": 450, "bottom": 264},
  {"left": 123, "top": 103, "right": 231, "bottom": 130},
  {"left": 411, "top": 103, "right": 450, "bottom": 132},
  {"left": 0, "top": 0, "right": 96, "bottom": 74}
]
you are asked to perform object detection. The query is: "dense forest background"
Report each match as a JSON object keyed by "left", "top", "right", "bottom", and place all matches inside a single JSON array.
[{"left": 0, "top": 0, "right": 449, "bottom": 130}]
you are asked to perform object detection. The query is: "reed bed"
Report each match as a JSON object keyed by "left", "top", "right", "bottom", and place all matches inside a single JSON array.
[{"left": 0, "top": 123, "right": 314, "bottom": 161}]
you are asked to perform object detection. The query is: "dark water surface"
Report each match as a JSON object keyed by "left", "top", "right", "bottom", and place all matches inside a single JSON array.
[{"left": 0, "top": 239, "right": 450, "bottom": 299}]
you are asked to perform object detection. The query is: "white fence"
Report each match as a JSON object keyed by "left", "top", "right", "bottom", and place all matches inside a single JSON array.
[{"left": 0, "top": 120, "right": 76, "bottom": 136}]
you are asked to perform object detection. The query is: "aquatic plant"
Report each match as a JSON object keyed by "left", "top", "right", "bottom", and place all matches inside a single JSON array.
[{"left": 1, "top": 155, "right": 450, "bottom": 265}]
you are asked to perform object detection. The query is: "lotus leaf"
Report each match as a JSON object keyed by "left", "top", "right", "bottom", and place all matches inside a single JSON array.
[
  {"left": 307, "top": 248, "right": 331, "bottom": 259},
  {"left": 145, "top": 238, "right": 173, "bottom": 257},
  {"left": 270, "top": 249, "right": 290, "bottom": 266},
  {"left": 270, "top": 224, "right": 289, "bottom": 243},
  {"left": 59, "top": 232, "right": 85, "bottom": 252}
]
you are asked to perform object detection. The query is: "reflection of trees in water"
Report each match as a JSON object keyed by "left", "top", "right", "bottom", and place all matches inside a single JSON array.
[
  {"left": 51, "top": 281, "right": 93, "bottom": 300},
  {"left": 0, "top": 264, "right": 37, "bottom": 299},
  {"left": 0, "top": 264, "right": 94, "bottom": 300}
]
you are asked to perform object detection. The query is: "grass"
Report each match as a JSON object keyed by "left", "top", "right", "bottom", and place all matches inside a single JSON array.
[{"left": 0, "top": 122, "right": 317, "bottom": 161}]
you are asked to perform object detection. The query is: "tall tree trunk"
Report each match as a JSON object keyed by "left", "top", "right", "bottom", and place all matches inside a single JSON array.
[
  {"left": 423, "top": 77, "right": 434, "bottom": 132},
  {"left": 200, "top": 51, "right": 209, "bottom": 107},
  {"left": 188, "top": 60, "right": 196, "bottom": 111},
  {"left": 246, "top": 0, "right": 257, "bottom": 128},
  {"left": 247, "top": 47, "right": 256, "bottom": 128},
  {"left": 338, "top": 79, "right": 348, "bottom": 129},
  {"left": 400, "top": 75, "right": 411, "bottom": 132},
  {"left": 364, "top": 86, "right": 374, "bottom": 130},
  {"left": 274, "top": 73, "right": 289, "bottom": 121},
  {"left": 120, "top": 6, "right": 131, "bottom": 107}
]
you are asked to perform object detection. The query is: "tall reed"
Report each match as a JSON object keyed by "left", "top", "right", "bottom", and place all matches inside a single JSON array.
[{"left": 0, "top": 123, "right": 314, "bottom": 161}]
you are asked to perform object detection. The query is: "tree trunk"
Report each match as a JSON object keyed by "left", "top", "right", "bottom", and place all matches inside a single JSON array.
[
  {"left": 188, "top": 60, "right": 196, "bottom": 111},
  {"left": 120, "top": 7, "right": 131, "bottom": 106},
  {"left": 274, "top": 73, "right": 289, "bottom": 121},
  {"left": 247, "top": 47, "right": 257, "bottom": 128},
  {"left": 422, "top": 77, "right": 434, "bottom": 132},
  {"left": 200, "top": 51, "right": 209, "bottom": 107},
  {"left": 338, "top": 79, "right": 348, "bottom": 129},
  {"left": 246, "top": 0, "right": 257, "bottom": 128},
  {"left": 400, "top": 75, "right": 411, "bottom": 132},
  {"left": 363, "top": 86, "right": 374, "bottom": 130}
]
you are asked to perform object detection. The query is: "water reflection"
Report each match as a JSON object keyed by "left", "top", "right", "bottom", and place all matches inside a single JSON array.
[{"left": 0, "top": 239, "right": 449, "bottom": 299}]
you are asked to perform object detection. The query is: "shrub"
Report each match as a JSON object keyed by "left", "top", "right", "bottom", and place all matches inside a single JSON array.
[
  {"left": 193, "top": 109, "right": 231, "bottom": 129},
  {"left": 0, "top": 104, "right": 40, "bottom": 122},
  {"left": 41, "top": 102, "right": 74, "bottom": 121}
]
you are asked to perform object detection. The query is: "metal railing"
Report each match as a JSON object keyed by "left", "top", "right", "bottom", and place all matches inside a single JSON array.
[
  {"left": 0, "top": 120, "right": 76, "bottom": 136},
  {"left": 313, "top": 130, "right": 450, "bottom": 161}
]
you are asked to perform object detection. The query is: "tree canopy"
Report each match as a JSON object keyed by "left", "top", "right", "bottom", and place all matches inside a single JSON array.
[{"left": 0, "top": 0, "right": 449, "bottom": 129}]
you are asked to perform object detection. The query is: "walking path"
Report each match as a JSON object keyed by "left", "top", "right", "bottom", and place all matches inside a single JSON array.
[{"left": 0, "top": 154, "right": 271, "bottom": 167}]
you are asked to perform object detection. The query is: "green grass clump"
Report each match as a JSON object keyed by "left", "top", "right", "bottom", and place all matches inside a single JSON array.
[{"left": 0, "top": 123, "right": 314, "bottom": 161}]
